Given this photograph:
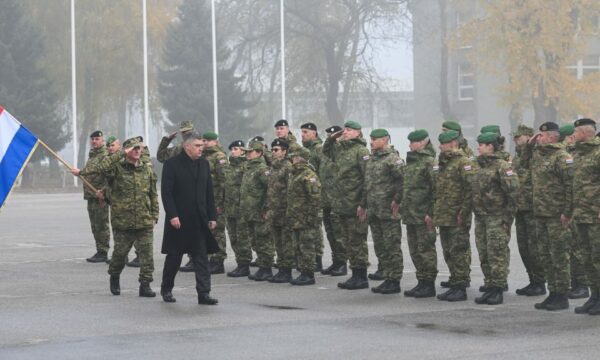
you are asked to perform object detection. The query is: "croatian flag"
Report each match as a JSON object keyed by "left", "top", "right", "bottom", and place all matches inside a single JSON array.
[{"left": 0, "top": 105, "right": 38, "bottom": 209}]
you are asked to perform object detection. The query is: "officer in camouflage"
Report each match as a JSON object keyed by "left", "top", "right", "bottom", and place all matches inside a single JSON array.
[
  {"left": 323, "top": 120, "right": 370, "bottom": 290},
  {"left": 287, "top": 147, "right": 322, "bottom": 286},
  {"left": 433, "top": 130, "right": 475, "bottom": 302},
  {"left": 471, "top": 132, "right": 519, "bottom": 305},
  {"left": 530, "top": 122, "right": 574, "bottom": 311},
  {"left": 156, "top": 120, "right": 194, "bottom": 163},
  {"left": 364, "top": 129, "right": 405, "bottom": 295},
  {"left": 202, "top": 131, "right": 229, "bottom": 274},
  {"left": 402, "top": 129, "right": 438, "bottom": 298},
  {"left": 442, "top": 120, "right": 475, "bottom": 159}
]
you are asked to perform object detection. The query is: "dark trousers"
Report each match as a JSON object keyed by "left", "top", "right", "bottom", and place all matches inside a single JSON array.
[{"left": 161, "top": 253, "right": 211, "bottom": 294}]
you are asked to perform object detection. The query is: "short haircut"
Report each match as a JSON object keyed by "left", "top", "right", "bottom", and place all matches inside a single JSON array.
[{"left": 183, "top": 131, "right": 203, "bottom": 144}]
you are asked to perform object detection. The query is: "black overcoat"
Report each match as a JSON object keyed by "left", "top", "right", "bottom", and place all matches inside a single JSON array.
[{"left": 161, "top": 151, "right": 219, "bottom": 255}]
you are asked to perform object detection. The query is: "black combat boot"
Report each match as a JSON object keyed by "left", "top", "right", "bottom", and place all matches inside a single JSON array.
[
  {"left": 485, "top": 287, "right": 504, "bottom": 305},
  {"left": 249, "top": 260, "right": 258, "bottom": 267},
  {"left": 568, "top": 280, "right": 590, "bottom": 299},
  {"left": 321, "top": 262, "right": 335, "bottom": 275},
  {"left": 575, "top": 290, "right": 599, "bottom": 314},
  {"left": 179, "top": 259, "right": 195, "bottom": 272},
  {"left": 227, "top": 263, "right": 250, "bottom": 277},
  {"left": 329, "top": 262, "right": 348, "bottom": 276},
  {"left": 525, "top": 282, "right": 547, "bottom": 296},
  {"left": 545, "top": 293, "right": 569, "bottom": 311},
  {"left": 475, "top": 290, "right": 493, "bottom": 304},
  {"left": 413, "top": 281, "right": 436, "bottom": 298},
  {"left": 441, "top": 280, "right": 469, "bottom": 288},
  {"left": 249, "top": 267, "right": 273, "bottom": 281},
  {"left": 87, "top": 251, "right": 108, "bottom": 263},
  {"left": 534, "top": 292, "right": 555, "bottom": 310},
  {"left": 377, "top": 280, "right": 401, "bottom": 295},
  {"left": 516, "top": 282, "right": 533, "bottom": 295},
  {"left": 126, "top": 256, "right": 140, "bottom": 268},
  {"left": 372, "top": 280, "right": 391, "bottom": 294},
  {"left": 110, "top": 275, "right": 120, "bottom": 295},
  {"left": 198, "top": 292, "right": 218, "bottom": 305},
  {"left": 445, "top": 286, "right": 467, "bottom": 302},
  {"left": 210, "top": 259, "right": 225, "bottom": 275},
  {"left": 437, "top": 287, "right": 454, "bottom": 301},
  {"left": 587, "top": 292, "right": 600, "bottom": 315},
  {"left": 338, "top": 268, "right": 369, "bottom": 290},
  {"left": 291, "top": 272, "right": 315, "bottom": 286},
  {"left": 404, "top": 281, "right": 423, "bottom": 297},
  {"left": 315, "top": 256, "right": 323, "bottom": 272},
  {"left": 368, "top": 268, "right": 384, "bottom": 281},
  {"left": 160, "top": 287, "right": 176, "bottom": 303},
  {"left": 268, "top": 268, "right": 292, "bottom": 283},
  {"left": 139, "top": 282, "right": 156, "bottom": 297},
  {"left": 479, "top": 284, "right": 508, "bottom": 292}
]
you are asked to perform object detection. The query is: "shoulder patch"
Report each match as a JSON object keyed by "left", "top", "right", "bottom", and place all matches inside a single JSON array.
[
  {"left": 362, "top": 155, "right": 370, "bottom": 161},
  {"left": 565, "top": 157, "right": 574, "bottom": 164},
  {"left": 265, "top": 171, "right": 271, "bottom": 176},
  {"left": 464, "top": 165, "right": 472, "bottom": 171},
  {"left": 395, "top": 159, "right": 404, "bottom": 165},
  {"left": 219, "top": 159, "right": 227, "bottom": 165},
  {"left": 433, "top": 165, "right": 439, "bottom": 171},
  {"left": 309, "top": 177, "right": 317, "bottom": 183},
  {"left": 506, "top": 169, "right": 513, "bottom": 176}
]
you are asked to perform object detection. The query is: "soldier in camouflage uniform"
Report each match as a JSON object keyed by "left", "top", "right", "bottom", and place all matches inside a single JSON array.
[
  {"left": 202, "top": 132, "right": 229, "bottom": 274},
  {"left": 157, "top": 120, "right": 194, "bottom": 163},
  {"left": 530, "top": 122, "right": 574, "bottom": 311},
  {"left": 250, "top": 136, "right": 272, "bottom": 167},
  {"left": 512, "top": 124, "right": 547, "bottom": 296},
  {"left": 73, "top": 138, "right": 159, "bottom": 297},
  {"left": 287, "top": 147, "right": 322, "bottom": 285},
  {"left": 433, "top": 130, "right": 475, "bottom": 302},
  {"left": 266, "top": 139, "right": 294, "bottom": 283},
  {"left": 364, "top": 129, "right": 404, "bottom": 295},
  {"left": 571, "top": 118, "right": 600, "bottom": 315},
  {"left": 560, "top": 123, "right": 591, "bottom": 299},
  {"left": 240, "top": 141, "right": 274, "bottom": 281},
  {"left": 443, "top": 120, "right": 475, "bottom": 159},
  {"left": 301, "top": 122, "right": 326, "bottom": 272},
  {"left": 402, "top": 130, "right": 438, "bottom": 298},
  {"left": 480, "top": 125, "right": 511, "bottom": 162},
  {"left": 323, "top": 120, "right": 370, "bottom": 290},
  {"left": 471, "top": 132, "right": 519, "bottom": 305},
  {"left": 81, "top": 130, "right": 111, "bottom": 263},
  {"left": 274, "top": 119, "right": 302, "bottom": 153},
  {"left": 225, "top": 140, "right": 251, "bottom": 277}
]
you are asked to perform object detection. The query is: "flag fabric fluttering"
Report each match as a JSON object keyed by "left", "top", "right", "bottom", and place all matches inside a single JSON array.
[{"left": 0, "top": 105, "right": 39, "bottom": 209}]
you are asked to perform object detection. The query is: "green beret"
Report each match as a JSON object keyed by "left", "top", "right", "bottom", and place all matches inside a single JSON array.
[
  {"left": 244, "top": 141, "right": 264, "bottom": 152},
  {"left": 408, "top": 129, "right": 429, "bottom": 142},
  {"left": 480, "top": 125, "right": 501, "bottom": 135},
  {"left": 477, "top": 132, "right": 499, "bottom": 144},
  {"left": 442, "top": 120, "right": 462, "bottom": 132},
  {"left": 344, "top": 120, "right": 362, "bottom": 130},
  {"left": 511, "top": 124, "right": 534, "bottom": 137},
  {"left": 202, "top": 131, "right": 218, "bottom": 140},
  {"left": 369, "top": 128, "right": 389, "bottom": 138},
  {"left": 106, "top": 136, "right": 117, "bottom": 145},
  {"left": 438, "top": 130, "right": 460, "bottom": 144},
  {"left": 289, "top": 147, "right": 311, "bottom": 161},
  {"left": 559, "top": 124, "right": 575, "bottom": 137}
]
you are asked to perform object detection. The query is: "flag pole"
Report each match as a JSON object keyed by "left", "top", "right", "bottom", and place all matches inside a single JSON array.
[
  {"left": 142, "top": 0, "right": 150, "bottom": 144},
  {"left": 71, "top": 0, "right": 78, "bottom": 186},
  {"left": 211, "top": 0, "right": 219, "bottom": 133},
  {"left": 37, "top": 140, "right": 98, "bottom": 194}
]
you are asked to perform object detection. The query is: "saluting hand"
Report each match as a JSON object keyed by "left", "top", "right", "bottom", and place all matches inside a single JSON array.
[
  {"left": 170, "top": 217, "right": 181, "bottom": 230},
  {"left": 168, "top": 131, "right": 178, "bottom": 140}
]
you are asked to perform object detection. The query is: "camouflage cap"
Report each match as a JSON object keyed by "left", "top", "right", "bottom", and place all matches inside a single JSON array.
[
  {"left": 477, "top": 132, "right": 499, "bottom": 144},
  {"left": 123, "top": 137, "right": 144, "bottom": 149},
  {"left": 179, "top": 120, "right": 194, "bottom": 132},
  {"left": 438, "top": 130, "right": 460, "bottom": 144},
  {"left": 289, "top": 147, "right": 311, "bottom": 161},
  {"left": 369, "top": 128, "right": 390, "bottom": 138},
  {"left": 442, "top": 120, "right": 461, "bottom": 132},
  {"left": 511, "top": 124, "right": 534, "bottom": 137},
  {"left": 106, "top": 136, "right": 117, "bottom": 145},
  {"left": 202, "top": 131, "right": 218, "bottom": 140},
  {"left": 480, "top": 125, "right": 501, "bottom": 135},
  {"left": 344, "top": 120, "right": 362, "bottom": 130},
  {"left": 408, "top": 129, "right": 429, "bottom": 142},
  {"left": 559, "top": 124, "right": 575, "bottom": 137},
  {"left": 244, "top": 141, "right": 264, "bottom": 152}
]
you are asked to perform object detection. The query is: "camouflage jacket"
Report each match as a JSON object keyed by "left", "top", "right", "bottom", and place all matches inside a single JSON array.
[
  {"left": 433, "top": 149, "right": 475, "bottom": 226},
  {"left": 202, "top": 145, "right": 228, "bottom": 210},
  {"left": 459, "top": 138, "right": 475, "bottom": 160},
  {"left": 239, "top": 157, "right": 269, "bottom": 222},
  {"left": 364, "top": 147, "right": 404, "bottom": 220},
  {"left": 156, "top": 136, "right": 182, "bottom": 163},
  {"left": 513, "top": 144, "right": 533, "bottom": 211},
  {"left": 531, "top": 143, "right": 573, "bottom": 218},
  {"left": 323, "top": 136, "right": 369, "bottom": 215},
  {"left": 81, "top": 146, "right": 108, "bottom": 200},
  {"left": 266, "top": 157, "right": 292, "bottom": 226},
  {"left": 401, "top": 142, "right": 436, "bottom": 224},
  {"left": 318, "top": 143, "right": 338, "bottom": 209},
  {"left": 572, "top": 138, "right": 600, "bottom": 224},
  {"left": 302, "top": 137, "right": 323, "bottom": 173},
  {"left": 471, "top": 153, "right": 518, "bottom": 224},
  {"left": 224, "top": 156, "right": 246, "bottom": 218},
  {"left": 280, "top": 132, "right": 302, "bottom": 154},
  {"left": 286, "top": 162, "right": 321, "bottom": 229}
]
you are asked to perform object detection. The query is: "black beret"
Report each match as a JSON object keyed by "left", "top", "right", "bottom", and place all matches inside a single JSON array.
[
  {"left": 300, "top": 122, "right": 317, "bottom": 131},
  {"left": 574, "top": 118, "right": 596, "bottom": 128},
  {"left": 539, "top": 122, "right": 559, "bottom": 132},
  {"left": 90, "top": 130, "right": 103, "bottom": 138},
  {"left": 325, "top": 125, "right": 342, "bottom": 134},
  {"left": 228, "top": 140, "right": 245, "bottom": 150},
  {"left": 251, "top": 136, "right": 264, "bottom": 142},
  {"left": 274, "top": 119, "right": 289, "bottom": 127},
  {"left": 271, "top": 139, "right": 289, "bottom": 149}
]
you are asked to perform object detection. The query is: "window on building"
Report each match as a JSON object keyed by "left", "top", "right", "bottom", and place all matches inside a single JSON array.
[
  {"left": 455, "top": 11, "right": 473, "bottom": 49},
  {"left": 458, "top": 63, "right": 475, "bottom": 101},
  {"left": 566, "top": 55, "right": 600, "bottom": 79}
]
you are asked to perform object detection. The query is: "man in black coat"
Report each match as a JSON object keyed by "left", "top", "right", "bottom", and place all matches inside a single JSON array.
[{"left": 160, "top": 131, "right": 220, "bottom": 305}]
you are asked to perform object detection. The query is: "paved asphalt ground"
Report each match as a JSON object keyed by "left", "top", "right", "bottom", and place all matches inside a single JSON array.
[{"left": 1, "top": 192, "right": 599, "bottom": 360}]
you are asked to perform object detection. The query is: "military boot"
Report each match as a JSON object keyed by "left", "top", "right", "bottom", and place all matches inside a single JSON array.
[
  {"left": 413, "top": 281, "right": 436, "bottom": 298},
  {"left": 525, "top": 282, "right": 547, "bottom": 296},
  {"left": 198, "top": 293, "right": 218, "bottom": 305},
  {"left": 87, "top": 251, "right": 108, "bottom": 263},
  {"left": 315, "top": 257, "right": 323, "bottom": 273},
  {"left": 486, "top": 287, "right": 504, "bottom": 305},
  {"left": 321, "top": 262, "right": 335, "bottom": 275},
  {"left": 227, "top": 263, "right": 250, "bottom": 277},
  {"left": 404, "top": 281, "right": 423, "bottom": 297},
  {"left": 329, "top": 262, "right": 348, "bottom": 276},
  {"left": 291, "top": 272, "right": 315, "bottom": 286},
  {"left": 268, "top": 268, "right": 292, "bottom": 283},
  {"left": 480, "top": 284, "right": 508, "bottom": 293},
  {"left": 587, "top": 292, "right": 600, "bottom": 315},
  {"left": 249, "top": 260, "right": 258, "bottom": 267},
  {"left": 445, "top": 286, "right": 467, "bottom": 302},
  {"left": 545, "top": 293, "right": 569, "bottom": 311},
  {"left": 475, "top": 290, "right": 493, "bottom": 304},
  {"left": 568, "top": 281, "right": 590, "bottom": 299},
  {"left": 534, "top": 293, "right": 555, "bottom": 310},
  {"left": 378, "top": 280, "right": 401, "bottom": 295},
  {"left": 441, "top": 280, "right": 469, "bottom": 288},
  {"left": 338, "top": 268, "right": 369, "bottom": 290},
  {"left": 139, "top": 282, "right": 156, "bottom": 298},
  {"left": 110, "top": 275, "right": 120, "bottom": 295},
  {"left": 249, "top": 267, "right": 273, "bottom": 281},
  {"left": 437, "top": 287, "right": 454, "bottom": 301},
  {"left": 575, "top": 290, "right": 599, "bottom": 314},
  {"left": 160, "top": 287, "right": 176, "bottom": 303},
  {"left": 126, "top": 256, "right": 140, "bottom": 268},
  {"left": 179, "top": 259, "right": 195, "bottom": 272},
  {"left": 372, "top": 280, "right": 392, "bottom": 294},
  {"left": 210, "top": 259, "right": 225, "bottom": 275},
  {"left": 516, "top": 282, "right": 533, "bottom": 296},
  {"left": 368, "top": 269, "right": 384, "bottom": 281}
]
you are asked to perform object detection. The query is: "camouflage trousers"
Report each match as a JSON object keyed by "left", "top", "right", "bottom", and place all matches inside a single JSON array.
[
  {"left": 245, "top": 220, "right": 274, "bottom": 268},
  {"left": 575, "top": 223, "right": 600, "bottom": 292},
  {"left": 227, "top": 217, "right": 251, "bottom": 264},
  {"left": 406, "top": 223, "right": 438, "bottom": 282},
  {"left": 293, "top": 226, "right": 321, "bottom": 273},
  {"left": 570, "top": 223, "right": 589, "bottom": 286},
  {"left": 535, "top": 217, "right": 571, "bottom": 293},
  {"left": 315, "top": 220, "right": 324, "bottom": 258},
  {"left": 87, "top": 199, "right": 110, "bottom": 253},
  {"left": 369, "top": 216, "right": 403, "bottom": 281},
  {"left": 108, "top": 228, "right": 154, "bottom": 283},
  {"left": 323, "top": 207, "right": 346, "bottom": 263},
  {"left": 272, "top": 224, "right": 295, "bottom": 269},
  {"left": 515, "top": 211, "right": 545, "bottom": 284},
  {"left": 332, "top": 213, "right": 369, "bottom": 269},
  {"left": 210, "top": 213, "right": 227, "bottom": 261},
  {"left": 439, "top": 226, "right": 471, "bottom": 287},
  {"left": 475, "top": 216, "right": 510, "bottom": 288}
]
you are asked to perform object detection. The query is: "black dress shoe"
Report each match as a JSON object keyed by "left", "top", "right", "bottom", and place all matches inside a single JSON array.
[
  {"left": 87, "top": 251, "right": 108, "bottom": 263},
  {"left": 161, "top": 290, "right": 176, "bottom": 303},
  {"left": 126, "top": 256, "right": 140, "bottom": 268},
  {"left": 179, "top": 259, "right": 195, "bottom": 272},
  {"left": 139, "top": 282, "right": 156, "bottom": 298},
  {"left": 368, "top": 269, "right": 384, "bottom": 281},
  {"left": 227, "top": 263, "right": 250, "bottom": 277},
  {"left": 110, "top": 275, "right": 120, "bottom": 295},
  {"left": 198, "top": 293, "right": 218, "bottom": 305}
]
